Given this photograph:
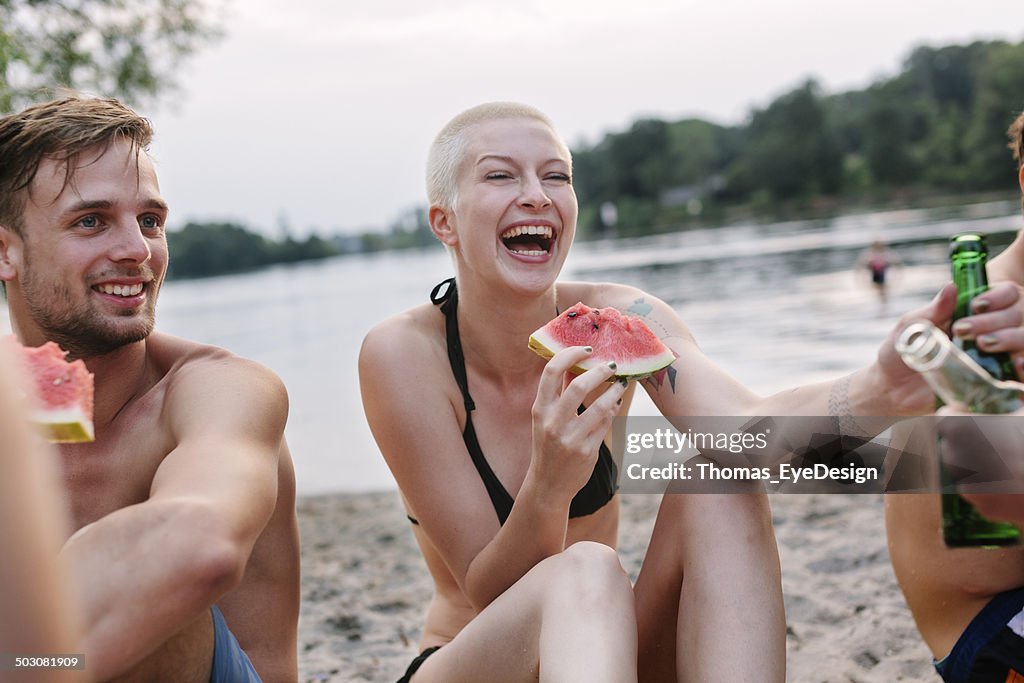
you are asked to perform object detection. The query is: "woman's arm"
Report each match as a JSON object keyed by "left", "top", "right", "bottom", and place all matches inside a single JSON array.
[
  {"left": 359, "top": 317, "right": 624, "bottom": 610},
  {"left": 593, "top": 282, "right": 956, "bottom": 420}
]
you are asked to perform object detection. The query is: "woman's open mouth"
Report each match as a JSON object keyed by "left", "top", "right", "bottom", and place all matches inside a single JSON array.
[{"left": 500, "top": 225, "right": 554, "bottom": 256}]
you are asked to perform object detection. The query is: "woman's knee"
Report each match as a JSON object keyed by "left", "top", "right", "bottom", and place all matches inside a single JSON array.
[
  {"left": 548, "top": 541, "right": 632, "bottom": 601},
  {"left": 660, "top": 492, "right": 773, "bottom": 536}
]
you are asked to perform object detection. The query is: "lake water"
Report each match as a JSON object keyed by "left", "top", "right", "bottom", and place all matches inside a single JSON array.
[{"left": 3, "top": 201, "right": 1021, "bottom": 494}]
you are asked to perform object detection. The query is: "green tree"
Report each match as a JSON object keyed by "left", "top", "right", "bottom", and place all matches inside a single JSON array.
[
  {"left": 731, "top": 80, "right": 844, "bottom": 200},
  {"left": 567, "top": 37, "right": 1024, "bottom": 235},
  {"left": 167, "top": 222, "right": 273, "bottom": 278},
  {"left": 861, "top": 77, "right": 929, "bottom": 186},
  {"left": 0, "top": 0, "right": 222, "bottom": 112},
  {"left": 964, "top": 42, "right": 1024, "bottom": 190},
  {"left": 919, "top": 106, "right": 971, "bottom": 189},
  {"left": 665, "top": 118, "right": 739, "bottom": 187},
  {"left": 903, "top": 43, "right": 995, "bottom": 111},
  {"left": 605, "top": 118, "right": 672, "bottom": 200}
]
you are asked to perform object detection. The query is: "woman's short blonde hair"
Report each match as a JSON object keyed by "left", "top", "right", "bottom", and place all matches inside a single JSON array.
[{"left": 426, "top": 102, "right": 571, "bottom": 210}]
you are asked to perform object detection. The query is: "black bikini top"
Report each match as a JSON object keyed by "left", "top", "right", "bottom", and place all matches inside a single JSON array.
[{"left": 427, "top": 277, "right": 617, "bottom": 526}]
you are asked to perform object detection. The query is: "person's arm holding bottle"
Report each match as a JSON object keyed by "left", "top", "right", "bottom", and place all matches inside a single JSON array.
[
  {"left": 927, "top": 231, "right": 1024, "bottom": 526},
  {"left": 935, "top": 406, "right": 1024, "bottom": 525}
]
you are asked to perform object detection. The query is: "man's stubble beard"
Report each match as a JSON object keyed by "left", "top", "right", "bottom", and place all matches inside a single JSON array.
[{"left": 20, "top": 264, "right": 158, "bottom": 360}]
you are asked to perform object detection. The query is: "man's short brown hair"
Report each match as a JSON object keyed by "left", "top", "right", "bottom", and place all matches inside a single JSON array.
[
  {"left": 1009, "top": 111, "right": 1024, "bottom": 212},
  {"left": 0, "top": 95, "right": 153, "bottom": 235}
]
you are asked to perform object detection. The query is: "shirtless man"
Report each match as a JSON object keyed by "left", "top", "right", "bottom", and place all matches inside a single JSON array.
[
  {"left": 0, "top": 96, "right": 300, "bottom": 682},
  {"left": 886, "top": 111, "right": 1024, "bottom": 682}
]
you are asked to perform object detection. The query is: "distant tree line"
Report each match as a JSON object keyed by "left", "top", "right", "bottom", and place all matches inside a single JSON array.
[
  {"left": 166, "top": 38, "right": 1024, "bottom": 278},
  {"left": 166, "top": 222, "right": 338, "bottom": 279},
  {"left": 165, "top": 208, "right": 435, "bottom": 279},
  {"left": 571, "top": 39, "right": 1024, "bottom": 237}
]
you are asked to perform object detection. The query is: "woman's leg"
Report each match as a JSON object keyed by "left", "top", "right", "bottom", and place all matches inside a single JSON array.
[
  {"left": 634, "top": 493, "right": 785, "bottom": 683},
  {"left": 413, "top": 541, "right": 638, "bottom": 683}
]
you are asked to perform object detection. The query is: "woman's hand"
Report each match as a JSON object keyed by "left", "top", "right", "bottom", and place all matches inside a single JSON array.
[
  {"left": 529, "top": 346, "right": 628, "bottom": 505},
  {"left": 950, "top": 282, "right": 1024, "bottom": 377}
]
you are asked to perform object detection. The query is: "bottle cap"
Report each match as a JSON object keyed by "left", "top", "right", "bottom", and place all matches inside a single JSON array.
[{"left": 949, "top": 231, "right": 988, "bottom": 257}]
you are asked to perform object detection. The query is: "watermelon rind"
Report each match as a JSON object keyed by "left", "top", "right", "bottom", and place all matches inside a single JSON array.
[
  {"left": 528, "top": 324, "right": 675, "bottom": 380},
  {"left": 28, "top": 408, "right": 95, "bottom": 443},
  {"left": 7, "top": 339, "right": 96, "bottom": 443}
]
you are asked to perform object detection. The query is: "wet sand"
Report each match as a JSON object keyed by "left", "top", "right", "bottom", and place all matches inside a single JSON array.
[{"left": 297, "top": 490, "right": 934, "bottom": 682}]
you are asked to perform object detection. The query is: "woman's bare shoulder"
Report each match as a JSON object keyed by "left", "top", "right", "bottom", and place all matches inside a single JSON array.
[
  {"left": 557, "top": 280, "right": 661, "bottom": 310},
  {"left": 361, "top": 303, "right": 444, "bottom": 364}
]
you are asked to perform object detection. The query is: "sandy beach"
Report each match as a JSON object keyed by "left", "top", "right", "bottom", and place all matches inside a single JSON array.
[{"left": 297, "top": 490, "right": 935, "bottom": 682}]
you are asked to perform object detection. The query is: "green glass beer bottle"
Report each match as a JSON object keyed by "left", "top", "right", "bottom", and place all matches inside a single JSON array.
[{"left": 942, "top": 231, "right": 1022, "bottom": 547}]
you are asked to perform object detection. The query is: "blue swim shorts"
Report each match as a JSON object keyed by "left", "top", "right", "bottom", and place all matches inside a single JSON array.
[
  {"left": 935, "top": 586, "right": 1024, "bottom": 683},
  {"left": 211, "top": 605, "right": 262, "bottom": 683}
]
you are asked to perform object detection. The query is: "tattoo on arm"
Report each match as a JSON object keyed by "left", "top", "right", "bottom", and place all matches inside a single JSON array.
[
  {"left": 642, "top": 361, "right": 679, "bottom": 394},
  {"left": 627, "top": 298, "right": 653, "bottom": 316},
  {"left": 628, "top": 298, "right": 679, "bottom": 394},
  {"left": 626, "top": 298, "right": 671, "bottom": 337}
]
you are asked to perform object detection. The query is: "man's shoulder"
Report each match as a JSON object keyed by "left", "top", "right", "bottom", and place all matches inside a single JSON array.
[
  {"left": 147, "top": 333, "right": 286, "bottom": 408},
  {"left": 149, "top": 332, "right": 276, "bottom": 371}
]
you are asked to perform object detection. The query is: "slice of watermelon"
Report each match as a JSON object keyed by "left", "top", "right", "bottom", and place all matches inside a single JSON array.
[
  {"left": 529, "top": 302, "right": 676, "bottom": 380},
  {"left": 10, "top": 340, "right": 95, "bottom": 443}
]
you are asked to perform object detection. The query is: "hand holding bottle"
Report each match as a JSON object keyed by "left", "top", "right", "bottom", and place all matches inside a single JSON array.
[
  {"left": 949, "top": 281, "right": 1024, "bottom": 375},
  {"left": 937, "top": 405, "right": 1024, "bottom": 526},
  {"left": 896, "top": 232, "right": 1023, "bottom": 547}
]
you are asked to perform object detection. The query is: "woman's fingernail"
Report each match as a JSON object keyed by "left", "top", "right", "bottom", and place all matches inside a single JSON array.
[
  {"left": 616, "top": 398, "right": 623, "bottom": 405},
  {"left": 618, "top": 377, "right": 628, "bottom": 387},
  {"left": 973, "top": 299, "right": 990, "bottom": 313},
  {"left": 979, "top": 334, "right": 998, "bottom": 347},
  {"left": 952, "top": 321, "right": 972, "bottom": 337},
  {"left": 584, "top": 346, "right": 593, "bottom": 353},
  {"left": 607, "top": 361, "right": 617, "bottom": 370}
]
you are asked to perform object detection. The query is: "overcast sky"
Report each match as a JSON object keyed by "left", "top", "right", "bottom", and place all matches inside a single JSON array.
[{"left": 141, "top": 1, "right": 1024, "bottom": 237}]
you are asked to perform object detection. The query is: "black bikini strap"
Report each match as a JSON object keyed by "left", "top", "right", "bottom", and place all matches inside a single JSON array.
[
  {"left": 429, "top": 277, "right": 455, "bottom": 306},
  {"left": 430, "top": 278, "right": 475, "bottom": 412}
]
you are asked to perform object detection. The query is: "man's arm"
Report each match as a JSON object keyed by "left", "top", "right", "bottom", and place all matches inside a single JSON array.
[
  {"left": 216, "top": 439, "right": 300, "bottom": 683},
  {"left": 927, "top": 232, "right": 1024, "bottom": 525},
  {"left": 61, "top": 354, "right": 288, "bottom": 680}
]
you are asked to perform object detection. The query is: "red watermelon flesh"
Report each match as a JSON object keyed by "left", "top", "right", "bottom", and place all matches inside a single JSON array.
[
  {"left": 528, "top": 303, "right": 676, "bottom": 379},
  {"left": 10, "top": 340, "right": 95, "bottom": 442}
]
